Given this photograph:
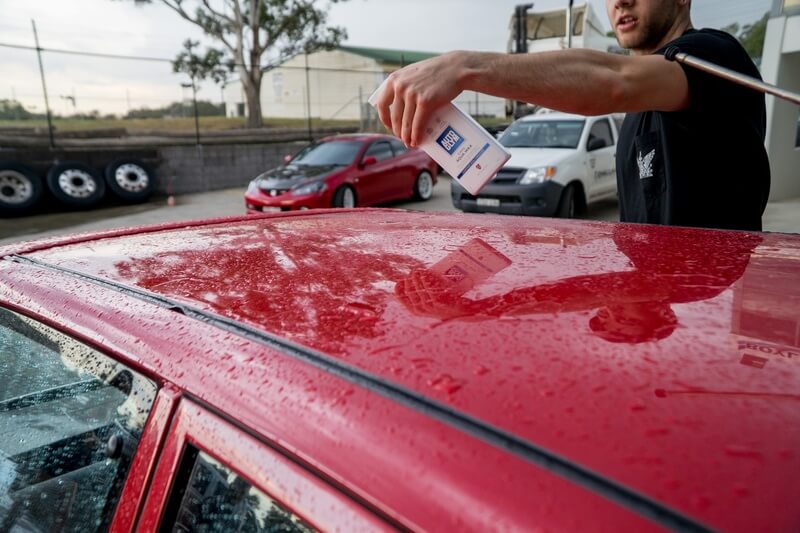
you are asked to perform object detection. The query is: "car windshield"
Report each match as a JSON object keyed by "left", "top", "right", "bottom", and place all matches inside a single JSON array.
[
  {"left": 499, "top": 119, "right": 585, "bottom": 149},
  {"left": 290, "top": 140, "right": 362, "bottom": 166}
]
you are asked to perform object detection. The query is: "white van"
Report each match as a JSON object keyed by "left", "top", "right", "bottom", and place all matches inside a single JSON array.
[{"left": 451, "top": 112, "right": 620, "bottom": 217}]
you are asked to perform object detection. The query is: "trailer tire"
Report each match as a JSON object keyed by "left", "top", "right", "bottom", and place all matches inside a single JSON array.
[
  {"left": 47, "top": 161, "right": 106, "bottom": 208},
  {"left": 105, "top": 158, "right": 155, "bottom": 203},
  {"left": 0, "top": 161, "right": 43, "bottom": 215}
]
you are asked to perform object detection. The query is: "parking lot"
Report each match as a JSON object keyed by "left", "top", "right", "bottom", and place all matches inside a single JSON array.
[
  {"left": 4, "top": 173, "right": 800, "bottom": 247},
  {"left": 0, "top": 174, "right": 620, "bottom": 246}
]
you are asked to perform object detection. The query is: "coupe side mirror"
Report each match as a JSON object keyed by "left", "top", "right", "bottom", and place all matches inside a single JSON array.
[
  {"left": 361, "top": 155, "right": 378, "bottom": 167},
  {"left": 283, "top": 154, "right": 293, "bottom": 163}
]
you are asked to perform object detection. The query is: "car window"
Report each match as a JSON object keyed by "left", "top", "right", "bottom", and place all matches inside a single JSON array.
[
  {"left": 389, "top": 139, "right": 408, "bottom": 156},
  {"left": 363, "top": 141, "right": 394, "bottom": 162},
  {"left": 588, "top": 119, "right": 614, "bottom": 149},
  {"left": 162, "top": 447, "right": 314, "bottom": 532},
  {"left": 498, "top": 120, "right": 585, "bottom": 148},
  {"left": 0, "top": 306, "right": 158, "bottom": 532},
  {"left": 291, "top": 141, "right": 362, "bottom": 166}
]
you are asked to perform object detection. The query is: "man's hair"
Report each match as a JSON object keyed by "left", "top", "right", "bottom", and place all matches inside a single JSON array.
[{"left": 589, "top": 302, "right": 678, "bottom": 344}]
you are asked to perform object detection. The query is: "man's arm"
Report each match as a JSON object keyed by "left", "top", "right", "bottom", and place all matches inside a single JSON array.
[{"left": 375, "top": 49, "right": 690, "bottom": 147}]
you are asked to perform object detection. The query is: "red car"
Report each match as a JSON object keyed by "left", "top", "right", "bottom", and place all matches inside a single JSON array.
[
  {"left": 1, "top": 210, "right": 799, "bottom": 532},
  {"left": 244, "top": 134, "right": 438, "bottom": 211}
]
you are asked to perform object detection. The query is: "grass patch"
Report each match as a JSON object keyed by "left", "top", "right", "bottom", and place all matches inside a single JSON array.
[{"left": 0, "top": 116, "right": 363, "bottom": 134}]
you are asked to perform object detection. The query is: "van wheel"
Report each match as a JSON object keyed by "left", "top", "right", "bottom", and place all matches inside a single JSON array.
[
  {"left": 47, "top": 162, "right": 106, "bottom": 208},
  {"left": 0, "top": 161, "right": 43, "bottom": 214},
  {"left": 105, "top": 158, "right": 155, "bottom": 203},
  {"left": 332, "top": 186, "right": 356, "bottom": 208},
  {"left": 557, "top": 183, "right": 577, "bottom": 218}
]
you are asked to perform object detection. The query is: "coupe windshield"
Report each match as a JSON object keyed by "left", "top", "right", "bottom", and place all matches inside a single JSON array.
[
  {"left": 499, "top": 119, "right": 585, "bottom": 149},
  {"left": 291, "top": 140, "right": 362, "bottom": 166}
]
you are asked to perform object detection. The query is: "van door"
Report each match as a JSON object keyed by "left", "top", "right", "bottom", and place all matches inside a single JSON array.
[{"left": 585, "top": 118, "right": 617, "bottom": 199}]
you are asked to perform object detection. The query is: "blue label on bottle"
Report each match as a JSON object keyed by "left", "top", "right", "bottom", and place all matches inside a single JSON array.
[{"left": 436, "top": 126, "right": 464, "bottom": 155}]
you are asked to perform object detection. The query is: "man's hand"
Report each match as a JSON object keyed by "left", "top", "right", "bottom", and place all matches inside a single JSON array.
[{"left": 375, "top": 51, "right": 474, "bottom": 147}]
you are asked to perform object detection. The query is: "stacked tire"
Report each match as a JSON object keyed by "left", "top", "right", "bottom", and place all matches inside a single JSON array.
[
  {"left": 103, "top": 158, "right": 155, "bottom": 204},
  {"left": 0, "top": 158, "right": 155, "bottom": 215},
  {"left": 46, "top": 162, "right": 106, "bottom": 209},
  {"left": 0, "top": 162, "right": 43, "bottom": 215}
]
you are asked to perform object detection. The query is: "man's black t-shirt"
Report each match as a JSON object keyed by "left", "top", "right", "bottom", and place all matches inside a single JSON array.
[{"left": 616, "top": 28, "right": 770, "bottom": 231}]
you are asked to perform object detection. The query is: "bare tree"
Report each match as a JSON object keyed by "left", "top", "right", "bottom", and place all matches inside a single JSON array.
[{"left": 135, "top": 0, "right": 348, "bottom": 128}]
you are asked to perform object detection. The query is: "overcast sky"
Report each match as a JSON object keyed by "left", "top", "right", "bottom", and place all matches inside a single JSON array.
[{"left": 0, "top": 0, "right": 773, "bottom": 115}]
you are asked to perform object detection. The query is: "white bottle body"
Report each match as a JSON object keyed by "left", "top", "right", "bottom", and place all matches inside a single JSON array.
[{"left": 368, "top": 83, "right": 510, "bottom": 195}]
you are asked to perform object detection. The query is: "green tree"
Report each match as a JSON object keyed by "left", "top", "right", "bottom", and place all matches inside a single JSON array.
[
  {"left": 173, "top": 38, "right": 232, "bottom": 86},
  {"left": 722, "top": 11, "right": 769, "bottom": 64},
  {"left": 125, "top": 100, "right": 225, "bottom": 119},
  {"left": 133, "top": 0, "right": 348, "bottom": 129},
  {"left": 0, "top": 99, "right": 35, "bottom": 120}
]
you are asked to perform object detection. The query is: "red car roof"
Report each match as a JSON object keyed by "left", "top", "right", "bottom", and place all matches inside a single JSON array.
[{"left": 5, "top": 209, "right": 800, "bottom": 531}]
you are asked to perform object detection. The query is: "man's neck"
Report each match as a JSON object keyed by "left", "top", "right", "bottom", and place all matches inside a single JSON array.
[{"left": 633, "top": 19, "right": 694, "bottom": 56}]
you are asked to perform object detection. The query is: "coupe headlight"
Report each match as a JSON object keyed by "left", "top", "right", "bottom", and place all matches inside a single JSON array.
[
  {"left": 291, "top": 181, "right": 327, "bottom": 196},
  {"left": 520, "top": 166, "right": 557, "bottom": 185}
]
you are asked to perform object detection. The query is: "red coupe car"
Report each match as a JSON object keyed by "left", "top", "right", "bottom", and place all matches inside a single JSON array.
[
  {"left": 1, "top": 209, "right": 799, "bottom": 532},
  {"left": 244, "top": 134, "right": 438, "bottom": 212}
]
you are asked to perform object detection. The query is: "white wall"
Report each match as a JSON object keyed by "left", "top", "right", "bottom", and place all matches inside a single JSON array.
[
  {"left": 222, "top": 50, "right": 508, "bottom": 121},
  {"left": 762, "top": 15, "right": 800, "bottom": 201}
]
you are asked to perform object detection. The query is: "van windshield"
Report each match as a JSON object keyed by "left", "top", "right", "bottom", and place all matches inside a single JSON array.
[{"left": 499, "top": 119, "right": 585, "bottom": 149}]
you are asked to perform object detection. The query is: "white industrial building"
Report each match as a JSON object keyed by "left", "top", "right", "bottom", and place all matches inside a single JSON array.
[
  {"left": 762, "top": 0, "right": 800, "bottom": 200},
  {"left": 222, "top": 46, "right": 507, "bottom": 123}
]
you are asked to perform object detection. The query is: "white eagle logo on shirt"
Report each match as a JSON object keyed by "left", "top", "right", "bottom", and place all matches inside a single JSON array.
[{"left": 637, "top": 149, "right": 655, "bottom": 179}]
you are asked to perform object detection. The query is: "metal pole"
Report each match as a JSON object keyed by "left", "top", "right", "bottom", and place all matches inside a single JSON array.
[
  {"left": 665, "top": 48, "right": 800, "bottom": 106},
  {"left": 31, "top": 19, "right": 55, "bottom": 148},
  {"left": 358, "top": 85, "right": 364, "bottom": 131},
  {"left": 566, "top": 0, "right": 574, "bottom": 49},
  {"left": 304, "top": 52, "right": 313, "bottom": 142},
  {"left": 513, "top": 4, "right": 534, "bottom": 118},
  {"left": 192, "top": 77, "right": 200, "bottom": 145}
]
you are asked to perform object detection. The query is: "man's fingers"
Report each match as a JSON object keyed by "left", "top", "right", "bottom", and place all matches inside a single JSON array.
[
  {"left": 401, "top": 98, "right": 416, "bottom": 147},
  {"left": 375, "top": 79, "right": 394, "bottom": 132},
  {"left": 410, "top": 100, "right": 429, "bottom": 148},
  {"left": 390, "top": 91, "right": 405, "bottom": 139}
]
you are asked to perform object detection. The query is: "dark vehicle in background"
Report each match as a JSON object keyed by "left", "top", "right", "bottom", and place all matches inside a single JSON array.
[{"left": 244, "top": 134, "right": 437, "bottom": 212}]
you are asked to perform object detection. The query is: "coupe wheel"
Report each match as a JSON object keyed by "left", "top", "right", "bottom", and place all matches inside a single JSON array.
[
  {"left": 332, "top": 186, "right": 356, "bottom": 208},
  {"left": 0, "top": 161, "right": 43, "bottom": 214},
  {"left": 413, "top": 170, "right": 434, "bottom": 201}
]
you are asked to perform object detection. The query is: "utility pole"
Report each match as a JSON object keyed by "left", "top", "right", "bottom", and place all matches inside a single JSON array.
[
  {"left": 566, "top": 0, "right": 575, "bottom": 49},
  {"left": 512, "top": 4, "right": 534, "bottom": 119},
  {"left": 31, "top": 19, "right": 55, "bottom": 148}
]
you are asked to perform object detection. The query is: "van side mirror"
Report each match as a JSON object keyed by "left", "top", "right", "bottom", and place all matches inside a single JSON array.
[{"left": 587, "top": 137, "right": 608, "bottom": 151}]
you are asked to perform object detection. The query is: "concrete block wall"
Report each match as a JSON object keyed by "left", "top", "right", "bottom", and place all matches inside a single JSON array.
[{"left": 155, "top": 142, "right": 304, "bottom": 195}]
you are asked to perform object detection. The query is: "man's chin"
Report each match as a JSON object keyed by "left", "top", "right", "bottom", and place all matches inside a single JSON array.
[{"left": 615, "top": 35, "right": 641, "bottom": 50}]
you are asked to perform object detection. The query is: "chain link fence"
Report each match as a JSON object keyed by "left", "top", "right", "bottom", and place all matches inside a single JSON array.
[{"left": 0, "top": 39, "right": 509, "bottom": 146}]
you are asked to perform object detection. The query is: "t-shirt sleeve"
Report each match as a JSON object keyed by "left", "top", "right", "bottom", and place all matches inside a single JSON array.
[{"left": 661, "top": 31, "right": 758, "bottom": 118}]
